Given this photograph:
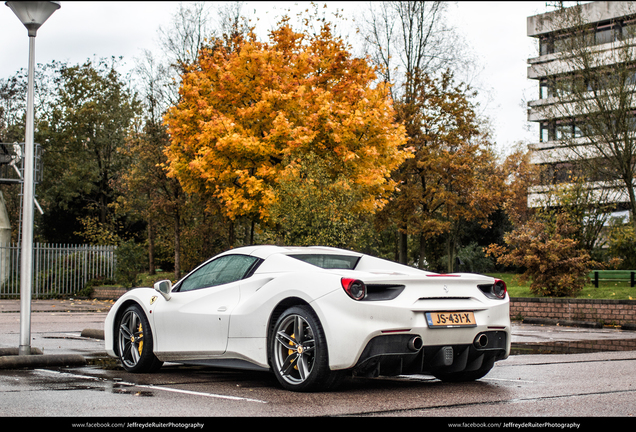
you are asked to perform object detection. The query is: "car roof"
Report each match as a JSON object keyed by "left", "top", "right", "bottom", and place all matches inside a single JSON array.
[{"left": 223, "top": 245, "right": 363, "bottom": 260}]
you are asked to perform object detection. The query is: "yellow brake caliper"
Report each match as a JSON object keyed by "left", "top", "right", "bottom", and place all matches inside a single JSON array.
[
  {"left": 137, "top": 323, "right": 143, "bottom": 356},
  {"left": 288, "top": 333, "right": 298, "bottom": 370}
]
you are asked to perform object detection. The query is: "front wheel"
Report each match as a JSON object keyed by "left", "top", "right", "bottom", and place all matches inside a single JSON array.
[
  {"left": 116, "top": 304, "right": 163, "bottom": 373},
  {"left": 269, "top": 305, "right": 343, "bottom": 392}
]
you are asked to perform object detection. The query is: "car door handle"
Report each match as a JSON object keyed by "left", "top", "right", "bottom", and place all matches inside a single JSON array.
[{"left": 218, "top": 306, "right": 227, "bottom": 312}]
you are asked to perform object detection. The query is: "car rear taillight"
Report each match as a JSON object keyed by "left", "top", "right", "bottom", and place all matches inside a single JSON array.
[
  {"left": 341, "top": 278, "right": 366, "bottom": 301},
  {"left": 493, "top": 279, "right": 507, "bottom": 299},
  {"left": 477, "top": 279, "right": 507, "bottom": 300}
]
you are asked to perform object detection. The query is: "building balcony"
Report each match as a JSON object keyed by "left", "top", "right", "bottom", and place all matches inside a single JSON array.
[
  {"left": 527, "top": 40, "right": 636, "bottom": 80},
  {"left": 528, "top": 180, "right": 630, "bottom": 208},
  {"left": 527, "top": 2, "right": 635, "bottom": 38},
  {"left": 528, "top": 138, "right": 603, "bottom": 164},
  {"left": 527, "top": 84, "right": 636, "bottom": 122}
]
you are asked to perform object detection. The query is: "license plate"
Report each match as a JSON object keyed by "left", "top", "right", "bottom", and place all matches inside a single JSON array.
[{"left": 426, "top": 311, "right": 476, "bottom": 328}]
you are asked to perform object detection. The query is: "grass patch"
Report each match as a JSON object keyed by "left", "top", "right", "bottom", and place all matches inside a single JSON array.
[{"left": 486, "top": 273, "right": 636, "bottom": 300}]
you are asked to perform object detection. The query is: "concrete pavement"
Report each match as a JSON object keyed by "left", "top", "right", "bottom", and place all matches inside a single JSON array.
[
  {"left": 0, "top": 298, "right": 114, "bottom": 314},
  {"left": 0, "top": 298, "right": 636, "bottom": 369},
  {"left": 0, "top": 299, "right": 112, "bottom": 369}
]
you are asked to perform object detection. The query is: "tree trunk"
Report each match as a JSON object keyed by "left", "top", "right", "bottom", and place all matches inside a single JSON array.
[
  {"left": 148, "top": 220, "right": 155, "bottom": 275},
  {"left": 173, "top": 209, "right": 181, "bottom": 281},
  {"left": 418, "top": 233, "right": 427, "bottom": 269},
  {"left": 398, "top": 227, "right": 407, "bottom": 264},
  {"left": 228, "top": 219, "right": 235, "bottom": 248},
  {"left": 446, "top": 235, "right": 454, "bottom": 273}
]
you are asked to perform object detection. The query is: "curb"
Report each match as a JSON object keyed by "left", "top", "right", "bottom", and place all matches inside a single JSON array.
[
  {"left": 0, "top": 328, "right": 107, "bottom": 370},
  {"left": 0, "top": 354, "right": 87, "bottom": 369},
  {"left": 522, "top": 317, "right": 604, "bottom": 328},
  {"left": 81, "top": 328, "right": 105, "bottom": 339},
  {"left": 0, "top": 347, "right": 44, "bottom": 356},
  {"left": 522, "top": 317, "right": 636, "bottom": 330}
]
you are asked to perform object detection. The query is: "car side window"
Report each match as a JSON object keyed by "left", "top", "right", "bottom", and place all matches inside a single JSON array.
[
  {"left": 178, "top": 255, "right": 261, "bottom": 292},
  {"left": 288, "top": 254, "right": 360, "bottom": 269}
]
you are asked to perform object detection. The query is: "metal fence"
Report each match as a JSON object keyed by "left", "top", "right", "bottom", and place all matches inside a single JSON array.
[{"left": 0, "top": 243, "right": 117, "bottom": 298}]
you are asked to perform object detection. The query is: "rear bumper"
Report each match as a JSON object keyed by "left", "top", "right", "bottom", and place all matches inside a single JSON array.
[
  {"left": 353, "top": 330, "right": 508, "bottom": 377},
  {"left": 314, "top": 289, "right": 511, "bottom": 370}
]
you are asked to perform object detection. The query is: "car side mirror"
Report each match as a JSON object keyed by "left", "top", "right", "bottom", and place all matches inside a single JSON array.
[{"left": 154, "top": 280, "right": 172, "bottom": 301}]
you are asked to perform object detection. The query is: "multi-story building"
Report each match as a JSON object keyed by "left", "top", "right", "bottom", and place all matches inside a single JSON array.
[{"left": 526, "top": 1, "right": 636, "bottom": 216}]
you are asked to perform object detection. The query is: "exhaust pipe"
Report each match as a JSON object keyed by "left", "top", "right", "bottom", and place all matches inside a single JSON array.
[
  {"left": 474, "top": 333, "right": 489, "bottom": 349},
  {"left": 408, "top": 336, "right": 423, "bottom": 352}
]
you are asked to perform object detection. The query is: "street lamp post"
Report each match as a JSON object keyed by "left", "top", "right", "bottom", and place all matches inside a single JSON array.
[{"left": 5, "top": 1, "right": 60, "bottom": 356}]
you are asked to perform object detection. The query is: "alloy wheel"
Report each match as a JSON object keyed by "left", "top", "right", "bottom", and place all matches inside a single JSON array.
[
  {"left": 118, "top": 309, "right": 145, "bottom": 369},
  {"left": 273, "top": 313, "right": 316, "bottom": 386}
]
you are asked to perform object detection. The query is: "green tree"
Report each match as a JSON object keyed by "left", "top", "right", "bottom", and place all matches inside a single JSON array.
[
  {"left": 39, "top": 58, "right": 141, "bottom": 243},
  {"left": 115, "top": 239, "right": 146, "bottom": 288},
  {"left": 268, "top": 152, "right": 370, "bottom": 248}
]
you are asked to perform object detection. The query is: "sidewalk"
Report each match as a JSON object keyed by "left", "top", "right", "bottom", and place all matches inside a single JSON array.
[
  {"left": 1, "top": 299, "right": 636, "bottom": 369},
  {"left": 0, "top": 299, "right": 113, "bottom": 369},
  {"left": 511, "top": 321, "right": 636, "bottom": 354},
  {"left": 0, "top": 298, "right": 114, "bottom": 314}
]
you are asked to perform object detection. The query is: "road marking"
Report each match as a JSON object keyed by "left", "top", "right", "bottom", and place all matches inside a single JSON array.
[
  {"left": 34, "top": 369, "right": 267, "bottom": 404},
  {"left": 120, "top": 382, "right": 268, "bottom": 404},
  {"left": 483, "top": 377, "right": 536, "bottom": 384}
]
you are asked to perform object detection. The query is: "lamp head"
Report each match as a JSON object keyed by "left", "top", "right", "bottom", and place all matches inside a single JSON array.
[{"left": 6, "top": 1, "right": 60, "bottom": 37}]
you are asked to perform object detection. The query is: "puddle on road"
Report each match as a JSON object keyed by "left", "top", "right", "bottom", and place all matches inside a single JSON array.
[
  {"left": 87, "top": 357, "right": 120, "bottom": 369},
  {"left": 31, "top": 368, "right": 156, "bottom": 398},
  {"left": 110, "top": 384, "right": 154, "bottom": 397}
]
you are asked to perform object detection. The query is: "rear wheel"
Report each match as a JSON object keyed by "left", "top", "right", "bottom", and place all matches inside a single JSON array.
[
  {"left": 269, "top": 305, "right": 343, "bottom": 392},
  {"left": 116, "top": 304, "right": 163, "bottom": 373}
]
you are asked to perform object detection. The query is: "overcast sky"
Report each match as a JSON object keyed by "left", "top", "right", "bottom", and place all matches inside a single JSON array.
[{"left": 0, "top": 1, "right": 556, "bottom": 155}]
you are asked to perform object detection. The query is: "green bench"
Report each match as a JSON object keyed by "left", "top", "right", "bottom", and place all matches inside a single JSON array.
[{"left": 589, "top": 270, "right": 636, "bottom": 288}]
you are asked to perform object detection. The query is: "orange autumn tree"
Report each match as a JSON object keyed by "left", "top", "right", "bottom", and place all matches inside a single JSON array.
[{"left": 164, "top": 16, "right": 409, "bottom": 242}]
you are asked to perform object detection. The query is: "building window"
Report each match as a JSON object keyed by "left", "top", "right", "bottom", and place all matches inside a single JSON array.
[
  {"left": 573, "top": 123, "right": 583, "bottom": 138},
  {"left": 556, "top": 122, "right": 573, "bottom": 140},
  {"left": 621, "top": 20, "right": 636, "bottom": 40},
  {"left": 540, "top": 38, "right": 552, "bottom": 56},
  {"left": 553, "top": 35, "right": 571, "bottom": 53},
  {"left": 626, "top": 69, "right": 636, "bottom": 86},
  {"left": 595, "top": 24, "right": 619, "bottom": 45},
  {"left": 540, "top": 122, "right": 551, "bottom": 142},
  {"left": 539, "top": 79, "right": 550, "bottom": 99},
  {"left": 540, "top": 21, "right": 630, "bottom": 56}
]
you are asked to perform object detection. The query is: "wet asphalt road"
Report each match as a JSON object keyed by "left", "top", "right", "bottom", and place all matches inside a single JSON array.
[
  {"left": 1, "top": 350, "right": 636, "bottom": 419},
  {"left": 1, "top": 299, "right": 636, "bottom": 420}
]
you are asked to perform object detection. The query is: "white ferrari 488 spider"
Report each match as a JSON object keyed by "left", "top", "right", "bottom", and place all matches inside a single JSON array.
[{"left": 104, "top": 245, "right": 510, "bottom": 392}]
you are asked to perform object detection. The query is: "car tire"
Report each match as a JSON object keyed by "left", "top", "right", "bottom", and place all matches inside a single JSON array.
[
  {"left": 269, "top": 305, "right": 343, "bottom": 392},
  {"left": 116, "top": 304, "right": 163, "bottom": 373}
]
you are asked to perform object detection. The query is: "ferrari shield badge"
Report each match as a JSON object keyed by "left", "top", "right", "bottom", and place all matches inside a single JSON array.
[{"left": 150, "top": 296, "right": 157, "bottom": 305}]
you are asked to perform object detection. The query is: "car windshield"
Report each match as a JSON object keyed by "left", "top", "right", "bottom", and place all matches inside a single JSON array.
[
  {"left": 288, "top": 254, "right": 360, "bottom": 269},
  {"left": 178, "top": 255, "right": 262, "bottom": 292}
]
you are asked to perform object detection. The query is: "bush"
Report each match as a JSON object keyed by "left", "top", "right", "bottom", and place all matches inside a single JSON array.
[
  {"left": 115, "top": 240, "right": 146, "bottom": 288},
  {"left": 486, "top": 213, "right": 598, "bottom": 297},
  {"left": 608, "top": 221, "right": 636, "bottom": 269}
]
